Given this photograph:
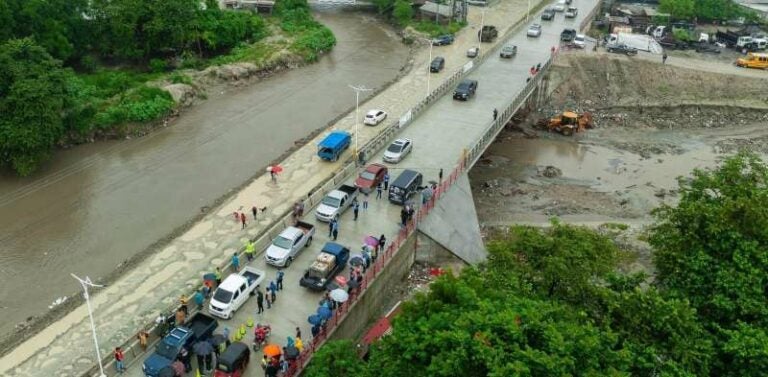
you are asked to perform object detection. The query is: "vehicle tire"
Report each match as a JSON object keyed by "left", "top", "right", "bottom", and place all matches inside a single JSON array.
[
  {"left": 285, "top": 258, "right": 292, "bottom": 267},
  {"left": 306, "top": 236, "right": 313, "bottom": 247}
]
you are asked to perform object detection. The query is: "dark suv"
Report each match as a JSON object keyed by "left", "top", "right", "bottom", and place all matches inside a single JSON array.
[
  {"left": 560, "top": 28, "right": 577, "bottom": 42},
  {"left": 453, "top": 79, "right": 478, "bottom": 101},
  {"left": 541, "top": 8, "right": 555, "bottom": 20},
  {"left": 430, "top": 56, "right": 445, "bottom": 72}
]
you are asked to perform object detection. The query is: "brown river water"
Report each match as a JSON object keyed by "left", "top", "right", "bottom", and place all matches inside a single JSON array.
[{"left": 0, "top": 9, "right": 408, "bottom": 336}]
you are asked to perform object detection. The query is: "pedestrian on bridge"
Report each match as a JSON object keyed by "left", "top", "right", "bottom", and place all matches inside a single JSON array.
[
  {"left": 252, "top": 205, "right": 259, "bottom": 220},
  {"left": 265, "top": 288, "right": 272, "bottom": 309},
  {"left": 114, "top": 347, "right": 126, "bottom": 374},
  {"left": 277, "top": 270, "right": 285, "bottom": 290},
  {"left": 245, "top": 240, "right": 255, "bottom": 262},
  {"left": 232, "top": 253, "right": 240, "bottom": 271},
  {"left": 363, "top": 192, "right": 369, "bottom": 210},
  {"left": 257, "top": 289, "right": 265, "bottom": 313},
  {"left": 269, "top": 281, "right": 277, "bottom": 302},
  {"left": 240, "top": 212, "right": 247, "bottom": 229},
  {"left": 493, "top": 108, "right": 498, "bottom": 120},
  {"left": 383, "top": 173, "right": 390, "bottom": 190},
  {"left": 376, "top": 183, "right": 383, "bottom": 199},
  {"left": 332, "top": 220, "right": 339, "bottom": 241},
  {"left": 352, "top": 199, "right": 360, "bottom": 221},
  {"left": 193, "top": 290, "right": 204, "bottom": 310}
]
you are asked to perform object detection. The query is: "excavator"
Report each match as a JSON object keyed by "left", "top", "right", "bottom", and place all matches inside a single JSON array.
[{"left": 543, "top": 111, "right": 593, "bottom": 136}]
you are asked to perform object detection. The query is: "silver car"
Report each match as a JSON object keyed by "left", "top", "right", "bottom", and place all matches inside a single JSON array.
[
  {"left": 500, "top": 44, "right": 517, "bottom": 58},
  {"left": 527, "top": 23, "right": 542, "bottom": 37},
  {"left": 383, "top": 138, "right": 413, "bottom": 164}
]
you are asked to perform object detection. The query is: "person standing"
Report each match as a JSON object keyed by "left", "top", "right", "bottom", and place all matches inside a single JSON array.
[
  {"left": 662, "top": 51, "right": 668, "bottom": 64},
  {"left": 269, "top": 281, "right": 277, "bottom": 302},
  {"left": 296, "top": 327, "right": 302, "bottom": 340},
  {"left": 256, "top": 289, "right": 265, "bottom": 314},
  {"left": 400, "top": 208, "right": 407, "bottom": 227},
  {"left": 493, "top": 108, "right": 498, "bottom": 120},
  {"left": 439, "top": 168, "right": 443, "bottom": 182},
  {"left": 179, "top": 294, "right": 189, "bottom": 315},
  {"left": 232, "top": 253, "right": 240, "bottom": 271},
  {"left": 193, "top": 290, "right": 204, "bottom": 310},
  {"left": 376, "top": 183, "right": 383, "bottom": 199},
  {"left": 114, "top": 347, "right": 126, "bottom": 374},
  {"left": 379, "top": 234, "right": 386, "bottom": 253},
  {"left": 252, "top": 205, "right": 258, "bottom": 220},
  {"left": 137, "top": 330, "right": 149, "bottom": 350},
  {"left": 332, "top": 220, "right": 339, "bottom": 241},
  {"left": 383, "top": 173, "right": 390, "bottom": 190},
  {"left": 175, "top": 307, "right": 186, "bottom": 326},
  {"left": 352, "top": 199, "right": 360, "bottom": 221},
  {"left": 277, "top": 270, "right": 284, "bottom": 290},
  {"left": 363, "top": 192, "right": 369, "bottom": 210},
  {"left": 328, "top": 219, "right": 334, "bottom": 237},
  {"left": 265, "top": 289, "right": 272, "bottom": 309},
  {"left": 240, "top": 212, "right": 247, "bottom": 229},
  {"left": 215, "top": 267, "right": 222, "bottom": 286},
  {"left": 245, "top": 240, "right": 255, "bottom": 262}
]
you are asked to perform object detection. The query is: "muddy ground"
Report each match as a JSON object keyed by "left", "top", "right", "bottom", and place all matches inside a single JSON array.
[{"left": 470, "top": 55, "right": 768, "bottom": 274}]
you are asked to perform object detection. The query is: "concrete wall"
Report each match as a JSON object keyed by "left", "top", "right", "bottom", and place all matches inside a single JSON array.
[
  {"left": 329, "top": 233, "right": 417, "bottom": 342},
  {"left": 415, "top": 232, "right": 466, "bottom": 265}
]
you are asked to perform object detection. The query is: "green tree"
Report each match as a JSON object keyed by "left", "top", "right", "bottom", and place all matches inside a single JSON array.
[
  {"left": 720, "top": 324, "right": 768, "bottom": 377},
  {"left": 0, "top": 38, "right": 70, "bottom": 175},
  {"left": 392, "top": 0, "right": 414, "bottom": 27},
  {"left": 304, "top": 340, "right": 367, "bottom": 377},
  {"left": 659, "top": 0, "right": 695, "bottom": 20}
]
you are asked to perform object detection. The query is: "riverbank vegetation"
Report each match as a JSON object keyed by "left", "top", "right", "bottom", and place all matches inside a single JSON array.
[
  {"left": 306, "top": 152, "right": 768, "bottom": 377},
  {"left": 0, "top": 0, "right": 334, "bottom": 176},
  {"left": 377, "top": 0, "right": 466, "bottom": 37}
]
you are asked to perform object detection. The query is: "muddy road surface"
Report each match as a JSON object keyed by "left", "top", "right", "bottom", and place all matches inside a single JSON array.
[{"left": 0, "top": 9, "right": 409, "bottom": 336}]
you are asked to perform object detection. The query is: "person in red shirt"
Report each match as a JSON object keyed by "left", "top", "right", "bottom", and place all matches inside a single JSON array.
[{"left": 114, "top": 347, "right": 125, "bottom": 373}]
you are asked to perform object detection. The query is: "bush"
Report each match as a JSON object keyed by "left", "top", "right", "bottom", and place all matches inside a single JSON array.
[
  {"left": 149, "top": 58, "right": 168, "bottom": 73},
  {"left": 79, "top": 55, "right": 98, "bottom": 73},
  {"left": 170, "top": 72, "right": 193, "bottom": 85},
  {"left": 95, "top": 86, "right": 174, "bottom": 127},
  {"left": 292, "top": 26, "right": 336, "bottom": 62},
  {"left": 412, "top": 20, "right": 466, "bottom": 37},
  {"left": 393, "top": 0, "right": 414, "bottom": 27}
]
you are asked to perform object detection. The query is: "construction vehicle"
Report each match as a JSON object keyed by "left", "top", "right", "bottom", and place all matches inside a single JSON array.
[{"left": 543, "top": 111, "right": 593, "bottom": 136}]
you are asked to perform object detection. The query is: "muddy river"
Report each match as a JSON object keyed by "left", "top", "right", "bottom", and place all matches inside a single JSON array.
[{"left": 0, "top": 9, "right": 409, "bottom": 336}]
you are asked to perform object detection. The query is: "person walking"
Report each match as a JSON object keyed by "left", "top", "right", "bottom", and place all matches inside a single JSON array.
[
  {"left": 277, "top": 270, "right": 284, "bottom": 290},
  {"left": 332, "top": 220, "right": 339, "bottom": 241},
  {"left": 114, "top": 347, "right": 126, "bottom": 374},
  {"left": 328, "top": 219, "right": 334, "bottom": 237},
  {"left": 256, "top": 289, "right": 265, "bottom": 313},
  {"left": 662, "top": 51, "right": 668, "bottom": 64},
  {"left": 270, "top": 169, "right": 277, "bottom": 182},
  {"left": 376, "top": 183, "right": 383, "bottom": 199},
  {"left": 439, "top": 168, "right": 443, "bottom": 182},
  {"left": 240, "top": 212, "right": 247, "bottom": 229},
  {"left": 363, "top": 192, "right": 369, "bottom": 210},
  {"left": 493, "top": 108, "right": 498, "bottom": 120},
  {"left": 252, "top": 205, "right": 258, "bottom": 220},
  {"left": 265, "top": 289, "right": 272, "bottom": 309},
  {"left": 215, "top": 267, "right": 222, "bottom": 286},
  {"left": 400, "top": 208, "right": 408, "bottom": 227},
  {"left": 193, "top": 289, "right": 204, "bottom": 310},
  {"left": 379, "top": 234, "right": 386, "bottom": 253},
  {"left": 269, "top": 281, "right": 277, "bottom": 302},
  {"left": 296, "top": 327, "right": 302, "bottom": 340},
  {"left": 383, "top": 173, "right": 390, "bottom": 190},
  {"left": 352, "top": 199, "right": 360, "bottom": 221},
  {"left": 137, "top": 330, "right": 149, "bottom": 351},
  {"left": 179, "top": 294, "right": 189, "bottom": 315},
  {"left": 232, "top": 253, "right": 240, "bottom": 271},
  {"left": 245, "top": 240, "right": 255, "bottom": 262}
]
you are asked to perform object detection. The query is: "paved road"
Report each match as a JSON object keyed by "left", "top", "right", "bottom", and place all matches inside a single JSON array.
[{"left": 122, "top": 1, "right": 600, "bottom": 376}]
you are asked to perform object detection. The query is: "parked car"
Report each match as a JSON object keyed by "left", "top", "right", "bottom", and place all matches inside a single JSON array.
[
  {"left": 453, "top": 79, "right": 478, "bottom": 101},
  {"left": 388, "top": 169, "right": 423, "bottom": 205},
  {"left": 574, "top": 34, "right": 586, "bottom": 48},
  {"left": 354, "top": 163, "right": 387, "bottom": 193},
  {"left": 363, "top": 109, "right": 387, "bottom": 125},
  {"left": 553, "top": 0, "right": 567, "bottom": 11},
  {"left": 560, "top": 28, "right": 577, "bottom": 42},
  {"left": 500, "top": 44, "right": 517, "bottom": 58},
  {"left": 209, "top": 267, "right": 265, "bottom": 319},
  {"left": 479, "top": 25, "right": 498, "bottom": 42},
  {"left": 430, "top": 56, "right": 445, "bottom": 72},
  {"left": 606, "top": 43, "right": 638, "bottom": 55},
  {"left": 541, "top": 8, "right": 555, "bottom": 20},
  {"left": 527, "top": 23, "right": 542, "bottom": 37},
  {"left": 143, "top": 314, "right": 218, "bottom": 377},
  {"left": 466, "top": 47, "right": 479, "bottom": 58},
  {"left": 695, "top": 43, "right": 721, "bottom": 54},
  {"left": 432, "top": 35, "right": 454, "bottom": 46},
  {"left": 317, "top": 131, "right": 351, "bottom": 162},
  {"left": 264, "top": 221, "right": 314, "bottom": 267},
  {"left": 299, "top": 242, "right": 350, "bottom": 291},
  {"left": 565, "top": 7, "right": 578, "bottom": 18},
  {"left": 383, "top": 138, "right": 413, "bottom": 164},
  {"left": 315, "top": 184, "right": 358, "bottom": 222}
]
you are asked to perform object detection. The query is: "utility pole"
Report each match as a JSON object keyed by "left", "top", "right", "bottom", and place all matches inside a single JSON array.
[
  {"left": 423, "top": 38, "right": 434, "bottom": 97},
  {"left": 479, "top": 6, "right": 486, "bottom": 42},
  {"left": 72, "top": 274, "right": 107, "bottom": 377},
  {"left": 348, "top": 85, "right": 373, "bottom": 159}
]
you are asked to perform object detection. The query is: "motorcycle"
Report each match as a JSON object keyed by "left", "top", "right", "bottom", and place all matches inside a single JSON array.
[{"left": 252, "top": 324, "right": 272, "bottom": 351}]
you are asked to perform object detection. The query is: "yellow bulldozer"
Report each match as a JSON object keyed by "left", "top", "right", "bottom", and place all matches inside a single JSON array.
[{"left": 544, "top": 111, "right": 593, "bottom": 136}]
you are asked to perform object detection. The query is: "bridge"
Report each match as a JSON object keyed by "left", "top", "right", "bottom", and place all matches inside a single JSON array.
[{"left": 0, "top": 1, "right": 600, "bottom": 376}]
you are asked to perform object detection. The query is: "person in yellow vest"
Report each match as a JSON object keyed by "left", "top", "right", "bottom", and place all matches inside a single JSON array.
[
  {"left": 295, "top": 337, "right": 303, "bottom": 353},
  {"left": 215, "top": 267, "right": 222, "bottom": 286},
  {"left": 245, "top": 241, "right": 255, "bottom": 262}
]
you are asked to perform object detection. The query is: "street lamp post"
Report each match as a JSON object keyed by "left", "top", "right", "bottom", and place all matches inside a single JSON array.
[
  {"left": 479, "top": 7, "right": 486, "bottom": 42},
  {"left": 349, "top": 85, "right": 373, "bottom": 160},
  {"left": 527, "top": 0, "right": 531, "bottom": 21},
  {"left": 423, "top": 39, "right": 434, "bottom": 97},
  {"left": 72, "top": 273, "right": 107, "bottom": 377}
]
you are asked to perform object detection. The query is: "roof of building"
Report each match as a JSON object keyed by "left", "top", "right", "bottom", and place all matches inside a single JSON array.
[{"left": 420, "top": 1, "right": 454, "bottom": 17}]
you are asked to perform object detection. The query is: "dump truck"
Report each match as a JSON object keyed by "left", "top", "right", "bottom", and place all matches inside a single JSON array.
[{"left": 299, "top": 242, "right": 350, "bottom": 291}]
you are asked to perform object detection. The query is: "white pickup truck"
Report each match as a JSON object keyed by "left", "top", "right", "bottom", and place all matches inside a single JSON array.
[
  {"left": 264, "top": 220, "right": 315, "bottom": 267},
  {"left": 208, "top": 266, "right": 265, "bottom": 319},
  {"left": 315, "top": 184, "right": 358, "bottom": 222}
]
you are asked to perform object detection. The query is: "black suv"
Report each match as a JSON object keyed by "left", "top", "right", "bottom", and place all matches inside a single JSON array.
[
  {"left": 560, "top": 28, "right": 577, "bottom": 42},
  {"left": 453, "top": 79, "right": 478, "bottom": 101},
  {"left": 541, "top": 8, "right": 555, "bottom": 20},
  {"left": 430, "top": 56, "right": 445, "bottom": 72}
]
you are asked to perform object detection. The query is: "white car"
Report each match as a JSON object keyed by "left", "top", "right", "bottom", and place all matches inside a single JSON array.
[
  {"left": 574, "top": 34, "right": 586, "bottom": 48},
  {"left": 527, "top": 23, "right": 542, "bottom": 37},
  {"left": 364, "top": 109, "right": 387, "bottom": 126},
  {"left": 553, "top": 0, "right": 567, "bottom": 11},
  {"left": 383, "top": 138, "right": 413, "bottom": 164},
  {"left": 466, "top": 47, "right": 479, "bottom": 58}
]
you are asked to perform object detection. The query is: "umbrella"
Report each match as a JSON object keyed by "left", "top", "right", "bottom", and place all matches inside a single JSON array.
[
  {"left": 171, "top": 361, "right": 185, "bottom": 376},
  {"left": 308, "top": 314, "right": 323, "bottom": 325},
  {"left": 335, "top": 275, "right": 347, "bottom": 286},
  {"left": 193, "top": 340, "right": 214, "bottom": 356},
  {"left": 268, "top": 165, "right": 283, "bottom": 174},
  {"left": 284, "top": 345, "right": 300, "bottom": 360},
  {"left": 330, "top": 288, "right": 349, "bottom": 303},
  {"left": 317, "top": 306, "right": 333, "bottom": 320},
  {"left": 158, "top": 366, "right": 175, "bottom": 377},
  {"left": 364, "top": 236, "right": 379, "bottom": 247},
  {"left": 203, "top": 273, "right": 216, "bottom": 282},
  {"left": 209, "top": 334, "right": 226, "bottom": 346},
  {"left": 349, "top": 255, "right": 366, "bottom": 267},
  {"left": 263, "top": 344, "right": 282, "bottom": 358}
]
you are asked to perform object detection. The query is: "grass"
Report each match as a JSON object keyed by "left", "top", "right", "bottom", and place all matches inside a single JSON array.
[{"left": 412, "top": 20, "right": 467, "bottom": 38}]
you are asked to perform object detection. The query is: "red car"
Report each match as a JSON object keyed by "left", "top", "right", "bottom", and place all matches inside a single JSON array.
[{"left": 355, "top": 163, "right": 388, "bottom": 193}]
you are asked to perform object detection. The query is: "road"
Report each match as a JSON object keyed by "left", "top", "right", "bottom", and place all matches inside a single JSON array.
[
  {"left": 0, "top": 9, "right": 409, "bottom": 337},
  {"left": 123, "top": 1, "right": 600, "bottom": 376}
]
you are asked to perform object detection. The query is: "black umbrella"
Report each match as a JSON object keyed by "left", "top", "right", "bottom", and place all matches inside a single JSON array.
[
  {"left": 284, "top": 345, "right": 300, "bottom": 360},
  {"left": 193, "top": 340, "right": 214, "bottom": 356}
]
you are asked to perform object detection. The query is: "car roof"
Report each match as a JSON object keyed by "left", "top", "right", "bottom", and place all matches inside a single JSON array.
[
  {"left": 460, "top": 79, "right": 477, "bottom": 84},
  {"left": 531, "top": 23, "right": 541, "bottom": 27},
  {"left": 219, "top": 274, "right": 246, "bottom": 291},
  {"left": 366, "top": 109, "right": 383, "bottom": 116},
  {"left": 392, "top": 138, "right": 411, "bottom": 145},
  {"left": 365, "top": 163, "right": 386, "bottom": 173}
]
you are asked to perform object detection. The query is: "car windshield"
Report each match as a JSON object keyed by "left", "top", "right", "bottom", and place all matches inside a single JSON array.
[
  {"left": 360, "top": 171, "right": 377, "bottom": 180},
  {"left": 273, "top": 236, "right": 293, "bottom": 249},
  {"left": 213, "top": 288, "right": 233, "bottom": 304},
  {"left": 387, "top": 144, "right": 403, "bottom": 153},
  {"left": 457, "top": 82, "right": 470, "bottom": 90},
  {"left": 575, "top": 36, "right": 584, "bottom": 41},
  {"left": 321, "top": 196, "right": 341, "bottom": 207},
  {"left": 365, "top": 114, "right": 374, "bottom": 118},
  {"left": 155, "top": 342, "right": 178, "bottom": 360}
]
